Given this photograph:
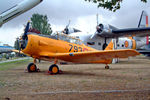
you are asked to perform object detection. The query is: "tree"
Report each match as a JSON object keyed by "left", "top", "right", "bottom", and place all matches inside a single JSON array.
[
  {"left": 30, "top": 13, "right": 52, "bottom": 35},
  {"left": 14, "top": 37, "right": 20, "bottom": 50},
  {"left": 14, "top": 37, "right": 20, "bottom": 57},
  {"left": 84, "top": 0, "right": 147, "bottom": 12}
]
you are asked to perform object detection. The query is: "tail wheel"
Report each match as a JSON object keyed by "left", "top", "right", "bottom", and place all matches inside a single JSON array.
[
  {"left": 105, "top": 65, "right": 110, "bottom": 69},
  {"left": 49, "top": 64, "right": 59, "bottom": 74},
  {"left": 27, "top": 63, "right": 37, "bottom": 72}
]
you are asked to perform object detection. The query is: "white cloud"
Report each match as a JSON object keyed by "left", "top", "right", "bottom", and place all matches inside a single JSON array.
[{"left": 0, "top": 26, "right": 24, "bottom": 46}]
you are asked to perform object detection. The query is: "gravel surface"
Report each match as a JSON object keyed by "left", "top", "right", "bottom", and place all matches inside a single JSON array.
[{"left": 0, "top": 56, "right": 150, "bottom": 100}]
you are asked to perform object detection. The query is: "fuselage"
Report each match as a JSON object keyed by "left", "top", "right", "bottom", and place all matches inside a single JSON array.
[
  {"left": 69, "top": 32, "right": 147, "bottom": 50},
  {"left": 21, "top": 34, "right": 112, "bottom": 64}
]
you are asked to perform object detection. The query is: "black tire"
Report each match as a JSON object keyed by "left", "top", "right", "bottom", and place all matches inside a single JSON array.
[
  {"left": 49, "top": 64, "right": 59, "bottom": 74},
  {"left": 105, "top": 65, "right": 110, "bottom": 69},
  {"left": 27, "top": 63, "right": 37, "bottom": 72}
]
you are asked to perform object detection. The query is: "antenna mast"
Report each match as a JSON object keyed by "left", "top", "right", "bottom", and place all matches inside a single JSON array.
[{"left": 96, "top": 13, "right": 99, "bottom": 26}]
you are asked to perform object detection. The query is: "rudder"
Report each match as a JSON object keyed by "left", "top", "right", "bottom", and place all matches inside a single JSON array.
[{"left": 138, "top": 10, "right": 148, "bottom": 28}]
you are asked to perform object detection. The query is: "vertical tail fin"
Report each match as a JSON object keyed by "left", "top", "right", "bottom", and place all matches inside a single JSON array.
[
  {"left": 138, "top": 10, "right": 148, "bottom": 28},
  {"left": 105, "top": 40, "right": 114, "bottom": 50},
  {"left": 137, "top": 10, "right": 149, "bottom": 45}
]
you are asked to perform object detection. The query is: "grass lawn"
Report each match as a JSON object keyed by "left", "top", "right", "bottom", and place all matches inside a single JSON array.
[{"left": 0, "top": 58, "right": 32, "bottom": 71}]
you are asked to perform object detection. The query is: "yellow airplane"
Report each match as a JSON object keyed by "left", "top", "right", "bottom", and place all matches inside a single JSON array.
[{"left": 15, "top": 22, "right": 140, "bottom": 74}]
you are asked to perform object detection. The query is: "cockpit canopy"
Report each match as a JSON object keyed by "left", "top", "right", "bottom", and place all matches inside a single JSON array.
[{"left": 52, "top": 32, "right": 82, "bottom": 45}]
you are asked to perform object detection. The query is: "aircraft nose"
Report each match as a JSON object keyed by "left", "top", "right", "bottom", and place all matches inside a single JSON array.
[{"left": 20, "top": 39, "right": 28, "bottom": 50}]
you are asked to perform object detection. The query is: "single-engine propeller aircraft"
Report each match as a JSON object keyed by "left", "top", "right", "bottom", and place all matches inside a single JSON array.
[{"left": 14, "top": 22, "right": 140, "bottom": 74}]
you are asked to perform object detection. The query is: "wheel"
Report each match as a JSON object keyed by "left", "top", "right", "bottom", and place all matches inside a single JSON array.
[
  {"left": 105, "top": 65, "right": 110, "bottom": 69},
  {"left": 27, "top": 63, "right": 37, "bottom": 72},
  {"left": 49, "top": 64, "right": 59, "bottom": 74}
]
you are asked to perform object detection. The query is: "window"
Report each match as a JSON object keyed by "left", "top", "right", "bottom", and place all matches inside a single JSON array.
[
  {"left": 87, "top": 42, "right": 95, "bottom": 45},
  {"left": 52, "top": 32, "right": 82, "bottom": 45},
  {"left": 98, "top": 42, "right": 101, "bottom": 45}
]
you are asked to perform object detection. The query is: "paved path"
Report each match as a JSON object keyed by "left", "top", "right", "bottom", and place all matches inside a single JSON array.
[
  {"left": 0, "top": 57, "right": 31, "bottom": 64},
  {"left": 14, "top": 89, "right": 150, "bottom": 95}
]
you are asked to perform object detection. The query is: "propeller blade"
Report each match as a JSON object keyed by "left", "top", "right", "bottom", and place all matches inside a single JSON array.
[
  {"left": 24, "top": 21, "right": 30, "bottom": 34},
  {"left": 17, "top": 39, "right": 21, "bottom": 56},
  {"left": 22, "top": 21, "right": 30, "bottom": 40}
]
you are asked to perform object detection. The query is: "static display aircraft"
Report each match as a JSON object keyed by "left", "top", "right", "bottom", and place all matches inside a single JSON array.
[
  {"left": 0, "top": 45, "right": 14, "bottom": 54},
  {"left": 0, "top": 0, "right": 43, "bottom": 27},
  {"left": 134, "top": 11, "right": 150, "bottom": 56},
  {"left": 66, "top": 11, "right": 150, "bottom": 52},
  {"left": 14, "top": 22, "right": 140, "bottom": 74}
]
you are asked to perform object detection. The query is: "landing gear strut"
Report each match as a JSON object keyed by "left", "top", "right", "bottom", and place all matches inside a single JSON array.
[
  {"left": 102, "top": 38, "right": 108, "bottom": 50},
  {"left": 27, "top": 58, "right": 61, "bottom": 74}
]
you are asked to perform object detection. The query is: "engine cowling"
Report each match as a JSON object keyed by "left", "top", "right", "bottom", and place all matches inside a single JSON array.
[
  {"left": 96, "top": 23, "right": 113, "bottom": 36},
  {"left": 63, "top": 27, "right": 81, "bottom": 34}
]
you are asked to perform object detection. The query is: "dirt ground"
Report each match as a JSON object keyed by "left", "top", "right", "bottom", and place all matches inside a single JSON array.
[{"left": 0, "top": 56, "right": 150, "bottom": 100}]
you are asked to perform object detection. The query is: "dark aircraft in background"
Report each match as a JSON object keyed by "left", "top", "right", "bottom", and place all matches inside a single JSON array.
[
  {"left": 0, "top": 45, "right": 14, "bottom": 54},
  {"left": 0, "top": 45, "right": 14, "bottom": 59}
]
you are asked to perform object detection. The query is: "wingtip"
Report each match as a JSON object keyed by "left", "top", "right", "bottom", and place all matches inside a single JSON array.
[{"left": 133, "top": 49, "right": 141, "bottom": 55}]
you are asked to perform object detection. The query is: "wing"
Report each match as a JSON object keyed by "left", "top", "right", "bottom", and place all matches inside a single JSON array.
[
  {"left": 12, "top": 50, "right": 24, "bottom": 54},
  {"left": 95, "top": 11, "right": 150, "bottom": 38},
  {"left": 111, "top": 27, "right": 150, "bottom": 37},
  {"left": 97, "top": 27, "right": 150, "bottom": 38},
  {"left": 40, "top": 49, "right": 140, "bottom": 64}
]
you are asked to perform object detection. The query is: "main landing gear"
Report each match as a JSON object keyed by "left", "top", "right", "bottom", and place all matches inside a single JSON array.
[
  {"left": 27, "top": 58, "right": 60, "bottom": 74},
  {"left": 27, "top": 63, "right": 38, "bottom": 72},
  {"left": 48, "top": 64, "right": 59, "bottom": 74},
  {"left": 27, "top": 59, "right": 40, "bottom": 72}
]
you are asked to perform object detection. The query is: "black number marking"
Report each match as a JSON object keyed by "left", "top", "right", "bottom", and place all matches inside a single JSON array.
[
  {"left": 78, "top": 47, "right": 82, "bottom": 52},
  {"left": 69, "top": 44, "right": 73, "bottom": 52},
  {"left": 69, "top": 44, "right": 83, "bottom": 52},
  {"left": 74, "top": 46, "right": 78, "bottom": 52}
]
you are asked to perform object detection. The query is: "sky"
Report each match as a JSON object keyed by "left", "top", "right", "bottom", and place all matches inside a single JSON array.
[{"left": 0, "top": 0, "right": 150, "bottom": 46}]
